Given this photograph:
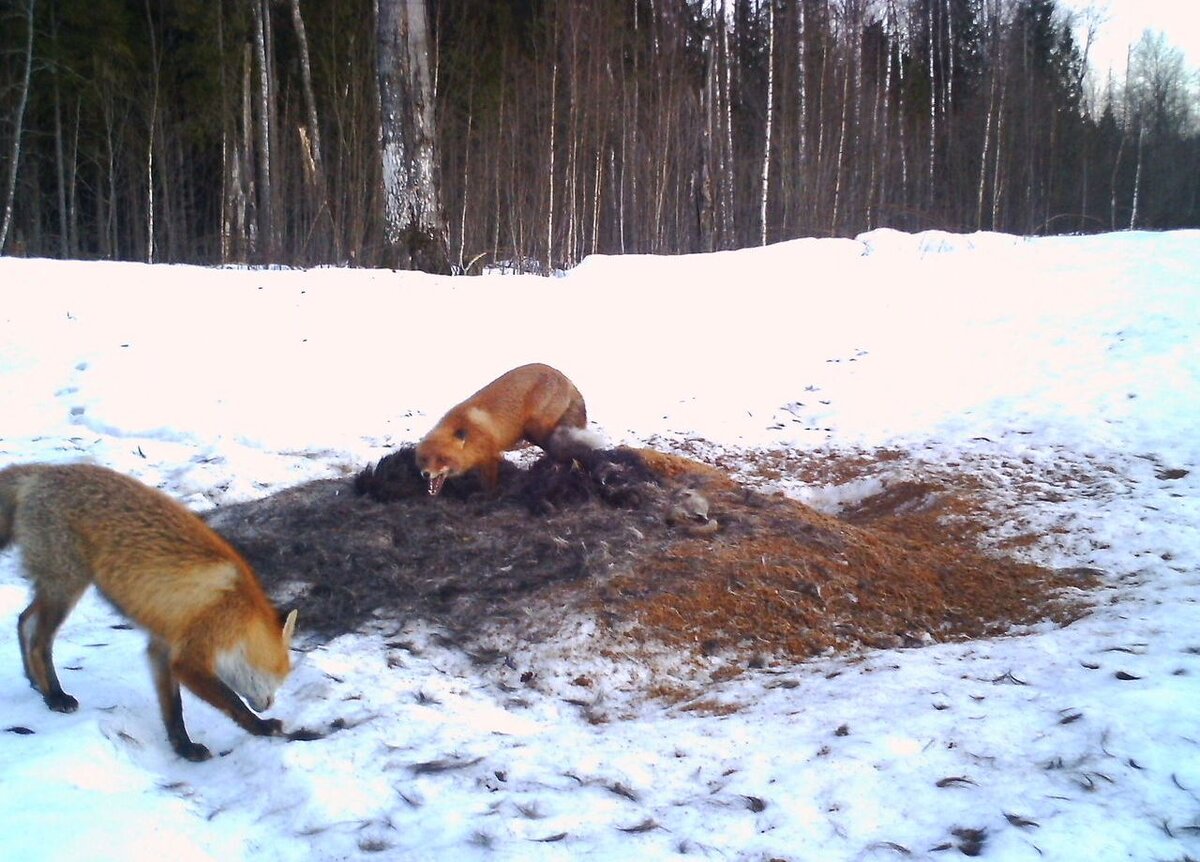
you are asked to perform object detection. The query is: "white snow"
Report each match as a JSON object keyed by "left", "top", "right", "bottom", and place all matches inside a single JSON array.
[{"left": 1, "top": 229, "right": 1198, "bottom": 861}]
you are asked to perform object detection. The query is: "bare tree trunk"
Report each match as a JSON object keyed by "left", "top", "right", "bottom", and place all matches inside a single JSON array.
[
  {"left": 943, "top": 0, "right": 953, "bottom": 167},
  {"left": 977, "top": 80, "right": 995, "bottom": 229},
  {"left": 759, "top": 0, "right": 775, "bottom": 246},
  {"left": 991, "top": 73, "right": 1007, "bottom": 229},
  {"left": 289, "top": 0, "right": 336, "bottom": 260},
  {"left": 567, "top": 17, "right": 581, "bottom": 267},
  {"left": 375, "top": 0, "right": 450, "bottom": 272},
  {"left": 720, "top": 0, "right": 735, "bottom": 245},
  {"left": 696, "top": 5, "right": 716, "bottom": 253},
  {"left": 1110, "top": 48, "right": 1132, "bottom": 230},
  {"left": 458, "top": 105, "right": 472, "bottom": 271},
  {"left": 251, "top": 0, "right": 275, "bottom": 260},
  {"left": 831, "top": 1, "right": 855, "bottom": 235},
  {"left": 617, "top": 74, "right": 628, "bottom": 255},
  {"left": 50, "top": 1, "right": 69, "bottom": 257},
  {"left": 493, "top": 88, "right": 504, "bottom": 264},
  {"left": 977, "top": 2, "right": 999, "bottom": 229},
  {"left": 1130, "top": 120, "right": 1144, "bottom": 229},
  {"left": 815, "top": 15, "right": 829, "bottom": 212},
  {"left": 547, "top": 57, "right": 557, "bottom": 273},
  {"left": 624, "top": 0, "right": 641, "bottom": 254},
  {"left": 926, "top": 3, "right": 937, "bottom": 207},
  {"left": 1, "top": 0, "right": 35, "bottom": 254},
  {"left": 52, "top": 83, "right": 69, "bottom": 256},
  {"left": 145, "top": 118, "right": 156, "bottom": 263},
  {"left": 144, "top": 0, "right": 161, "bottom": 263},
  {"left": 242, "top": 43, "right": 258, "bottom": 256},
  {"left": 591, "top": 147, "right": 603, "bottom": 256},
  {"left": 873, "top": 0, "right": 900, "bottom": 227},
  {"left": 101, "top": 98, "right": 118, "bottom": 257},
  {"left": 796, "top": 0, "right": 808, "bottom": 195},
  {"left": 289, "top": 0, "right": 323, "bottom": 168},
  {"left": 217, "top": 3, "right": 233, "bottom": 262},
  {"left": 865, "top": 10, "right": 880, "bottom": 229},
  {"left": 66, "top": 97, "right": 80, "bottom": 254},
  {"left": 893, "top": 4, "right": 909, "bottom": 211}
]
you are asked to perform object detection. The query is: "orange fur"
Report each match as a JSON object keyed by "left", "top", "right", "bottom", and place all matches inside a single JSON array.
[
  {"left": 0, "top": 462, "right": 297, "bottom": 761},
  {"left": 415, "top": 363, "right": 587, "bottom": 494}
]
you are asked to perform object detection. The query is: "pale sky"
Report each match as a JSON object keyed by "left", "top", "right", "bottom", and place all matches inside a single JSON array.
[{"left": 1061, "top": 0, "right": 1200, "bottom": 77}]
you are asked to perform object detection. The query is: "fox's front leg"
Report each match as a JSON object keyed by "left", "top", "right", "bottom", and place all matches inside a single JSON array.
[
  {"left": 478, "top": 458, "right": 501, "bottom": 491},
  {"left": 147, "top": 640, "right": 211, "bottom": 761},
  {"left": 171, "top": 659, "right": 286, "bottom": 740}
]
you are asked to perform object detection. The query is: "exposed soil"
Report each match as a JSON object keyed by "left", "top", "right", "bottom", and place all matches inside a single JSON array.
[{"left": 206, "top": 445, "right": 1093, "bottom": 669}]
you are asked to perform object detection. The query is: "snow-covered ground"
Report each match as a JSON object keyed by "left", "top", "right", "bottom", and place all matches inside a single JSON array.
[{"left": 0, "top": 230, "right": 1197, "bottom": 861}]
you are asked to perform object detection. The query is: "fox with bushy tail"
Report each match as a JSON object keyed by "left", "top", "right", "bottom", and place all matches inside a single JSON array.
[{"left": 0, "top": 462, "right": 297, "bottom": 761}]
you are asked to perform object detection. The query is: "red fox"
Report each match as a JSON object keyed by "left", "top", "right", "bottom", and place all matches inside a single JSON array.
[
  {"left": 0, "top": 462, "right": 297, "bottom": 762},
  {"left": 415, "top": 362, "right": 590, "bottom": 495}
]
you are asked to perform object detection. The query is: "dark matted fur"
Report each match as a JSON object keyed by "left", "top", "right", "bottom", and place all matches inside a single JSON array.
[
  {"left": 517, "top": 447, "right": 661, "bottom": 513},
  {"left": 353, "top": 445, "right": 661, "bottom": 513},
  {"left": 206, "top": 448, "right": 680, "bottom": 642},
  {"left": 353, "top": 445, "right": 519, "bottom": 503}
]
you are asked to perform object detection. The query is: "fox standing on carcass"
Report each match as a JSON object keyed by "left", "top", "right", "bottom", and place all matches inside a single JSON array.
[
  {"left": 0, "top": 462, "right": 297, "bottom": 761},
  {"left": 415, "top": 362, "right": 590, "bottom": 495}
]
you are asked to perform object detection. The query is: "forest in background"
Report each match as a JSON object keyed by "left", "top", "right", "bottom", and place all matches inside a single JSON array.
[{"left": 1, "top": 0, "right": 1197, "bottom": 272}]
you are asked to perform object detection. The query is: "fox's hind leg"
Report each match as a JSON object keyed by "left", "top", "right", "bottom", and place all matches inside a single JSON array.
[
  {"left": 17, "top": 539, "right": 91, "bottom": 713},
  {"left": 18, "top": 589, "right": 87, "bottom": 713}
]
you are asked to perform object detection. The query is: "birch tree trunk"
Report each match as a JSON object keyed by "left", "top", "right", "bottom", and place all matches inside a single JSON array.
[
  {"left": 251, "top": 0, "right": 275, "bottom": 260},
  {"left": 547, "top": 58, "right": 557, "bottom": 273},
  {"left": 696, "top": 7, "right": 716, "bottom": 253},
  {"left": 890, "top": 2, "right": 909, "bottom": 210},
  {"left": 977, "top": 1, "right": 999, "bottom": 229},
  {"left": 720, "top": 0, "right": 736, "bottom": 245},
  {"left": 0, "top": 0, "right": 35, "bottom": 254},
  {"left": 796, "top": 0, "right": 807, "bottom": 191},
  {"left": 759, "top": 0, "right": 775, "bottom": 247},
  {"left": 241, "top": 43, "right": 258, "bottom": 256},
  {"left": 1129, "top": 121, "right": 1144, "bottom": 229},
  {"left": 926, "top": 3, "right": 937, "bottom": 205},
  {"left": 375, "top": 0, "right": 450, "bottom": 272},
  {"left": 830, "top": 61, "right": 849, "bottom": 234},
  {"left": 991, "top": 72, "right": 1006, "bottom": 229},
  {"left": 144, "top": 0, "right": 161, "bottom": 263},
  {"left": 1110, "top": 47, "right": 1132, "bottom": 230}
]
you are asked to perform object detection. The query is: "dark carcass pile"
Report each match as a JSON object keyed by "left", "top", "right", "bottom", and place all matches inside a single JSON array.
[
  {"left": 206, "top": 446, "right": 700, "bottom": 643},
  {"left": 206, "top": 446, "right": 1088, "bottom": 664}
]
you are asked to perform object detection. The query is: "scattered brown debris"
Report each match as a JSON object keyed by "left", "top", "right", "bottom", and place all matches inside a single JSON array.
[{"left": 599, "top": 452, "right": 1088, "bottom": 659}]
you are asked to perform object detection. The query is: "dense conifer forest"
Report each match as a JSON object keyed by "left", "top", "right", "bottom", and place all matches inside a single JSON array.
[{"left": 1, "top": 0, "right": 1196, "bottom": 271}]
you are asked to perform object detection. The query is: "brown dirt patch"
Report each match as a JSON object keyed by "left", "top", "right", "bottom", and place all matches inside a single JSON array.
[
  {"left": 606, "top": 469, "right": 1080, "bottom": 659},
  {"left": 205, "top": 446, "right": 1092, "bottom": 668}
]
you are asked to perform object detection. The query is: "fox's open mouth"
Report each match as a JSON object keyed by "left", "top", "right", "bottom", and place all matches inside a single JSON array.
[{"left": 427, "top": 473, "right": 447, "bottom": 496}]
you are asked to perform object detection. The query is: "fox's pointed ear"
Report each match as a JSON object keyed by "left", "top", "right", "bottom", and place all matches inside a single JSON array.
[{"left": 282, "top": 608, "right": 298, "bottom": 643}]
